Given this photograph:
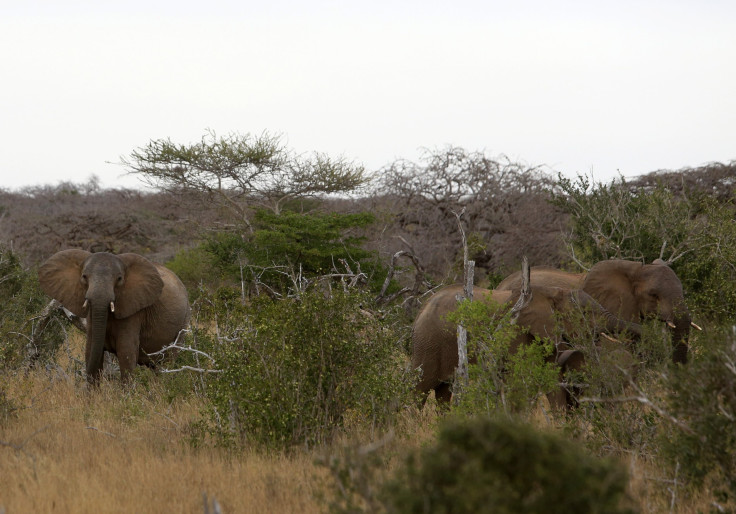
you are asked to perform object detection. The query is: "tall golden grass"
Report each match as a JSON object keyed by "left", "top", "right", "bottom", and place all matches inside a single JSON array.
[
  {"left": 0, "top": 330, "right": 342, "bottom": 514},
  {"left": 0, "top": 369, "right": 338, "bottom": 513}
]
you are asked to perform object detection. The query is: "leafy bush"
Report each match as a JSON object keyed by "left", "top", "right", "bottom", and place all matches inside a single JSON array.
[
  {"left": 446, "top": 298, "right": 559, "bottom": 416},
  {"left": 377, "top": 416, "right": 635, "bottom": 514},
  {"left": 661, "top": 327, "right": 736, "bottom": 505},
  {"left": 194, "top": 288, "right": 416, "bottom": 450},
  {"left": 0, "top": 245, "right": 66, "bottom": 369},
  {"left": 553, "top": 174, "right": 736, "bottom": 324},
  {"left": 167, "top": 208, "right": 389, "bottom": 296},
  {"left": 165, "top": 244, "right": 221, "bottom": 293}
]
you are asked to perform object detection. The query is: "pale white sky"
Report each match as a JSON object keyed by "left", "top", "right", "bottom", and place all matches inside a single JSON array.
[{"left": 2, "top": 0, "right": 734, "bottom": 191}]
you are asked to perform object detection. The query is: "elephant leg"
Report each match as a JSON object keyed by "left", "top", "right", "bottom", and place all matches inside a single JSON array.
[
  {"left": 557, "top": 349, "right": 586, "bottom": 409},
  {"left": 546, "top": 388, "right": 568, "bottom": 411},
  {"left": 434, "top": 382, "right": 453, "bottom": 405},
  {"left": 115, "top": 328, "right": 142, "bottom": 384},
  {"left": 117, "top": 343, "right": 139, "bottom": 383}
]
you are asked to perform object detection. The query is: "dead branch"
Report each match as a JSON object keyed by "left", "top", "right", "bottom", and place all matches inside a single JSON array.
[
  {"left": 146, "top": 338, "right": 216, "bottom": 363},
  {"left": 579, "top": 366, "right": 696, "bottom": 436},
  {"left": 375, "top": 249, "right": 426, "bottom": 304},
  {"left": 85, "top": 426, "right": 117, "bottom": 438},
  {"left": 159, "top": 366, "right": 223, "bottom": 374},
  {"left": 510, "top": 256, "right": 532, "bottom": 320}
]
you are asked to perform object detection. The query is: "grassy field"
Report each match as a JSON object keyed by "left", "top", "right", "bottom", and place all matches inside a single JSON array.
[
  {"left": 0, "top": 331, "right": 716, "bottom": 513},
  {"left": 0, "top": 332, "right": 338, "bottom": 513}
]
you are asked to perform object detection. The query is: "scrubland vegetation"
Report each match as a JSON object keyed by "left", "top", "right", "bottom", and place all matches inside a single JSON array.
[{"left": 2, "top": 132, "right": 736, "bottom": 512}]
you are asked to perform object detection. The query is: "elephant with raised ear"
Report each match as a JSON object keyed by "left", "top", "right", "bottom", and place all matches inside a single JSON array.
[
  {"left": 411, "top": 284, "right": 641, "bottom": 408},
  {"left": 496, "top": 259, "right": 692, "bottom": 363},
  {"left": 38, "top": 250, "right": 190, "bottom": 383}
]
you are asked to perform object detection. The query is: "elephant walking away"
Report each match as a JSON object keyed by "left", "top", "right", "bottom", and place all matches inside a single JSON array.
[
  {"left": 411, "top": 284, "right": 641, "bottom": 408},
  {"left": 39, "top": 250, "right": 190, "bottom": 383},
  {"left": 496, "top": 259, "right": 692, "bottom": 363}
]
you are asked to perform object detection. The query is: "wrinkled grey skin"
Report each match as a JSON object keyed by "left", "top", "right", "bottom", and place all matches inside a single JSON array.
[
  {"left": 39, "top": 250, "right": 190, "bottom": 383},
  {"left": 497, "top": 259, "right": 691, "bottom": 364},
  {"left": 411, "top": 284, "right": 642, "bottom": 409}
]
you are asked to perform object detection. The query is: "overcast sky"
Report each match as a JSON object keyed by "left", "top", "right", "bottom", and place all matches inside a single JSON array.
[{"left": 2, "top": 0, "right": 734, "bottom": 191}]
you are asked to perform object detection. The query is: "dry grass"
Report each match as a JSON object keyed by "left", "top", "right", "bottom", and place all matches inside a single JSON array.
[
  {"left": 0, "top": 333, "right": 336, "bottom": 514},
  {"left": 0, "top": 333, "right": 715, "bottom": 513},
  {"left": 0, "top": 372, "right": 332, "bottom": 514}
]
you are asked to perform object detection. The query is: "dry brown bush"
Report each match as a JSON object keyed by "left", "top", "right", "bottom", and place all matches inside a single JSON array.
[
  {"left": 0, "top": 179, "right": 223, "bottom": 267},
  {"left": 367, "top": 147, "right": 569, "bottom": 285}
]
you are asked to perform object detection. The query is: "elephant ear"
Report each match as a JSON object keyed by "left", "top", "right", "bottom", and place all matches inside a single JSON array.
[
  {"left": 115, "top": 254, "right": 164, "bottom": 319},
  {"left": 513, "top": 285, "right": 567, "bottom": 340},
  {"left": 582, "top": 260, "right": 641, "bottom": 321},
  {"left": 38, "top": 249, "right": 91, "bottom": 316}
]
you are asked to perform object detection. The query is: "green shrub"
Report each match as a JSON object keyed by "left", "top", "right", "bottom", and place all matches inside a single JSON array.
[
  {"left": 446, "top": 299, "right": 559, "bottom": 416},
  {"left": 378, "top": 416, "right": 635, "bottom": 514},
  {"left": 0, "top": 245, "right": 66, "bottom": 369},
  {"left": 661, "top": 327, "right": 736, "bottom": 505},
  {"left": 167, "top": 209, "right": 391, "bottom": 296},
  {"left": 557, "top": 310, "right": 672, "bottom": 457},
  {"left": 194, "top": 288, "right": 416, "bottom": 450},
  {"left": 553, "top": 174, "right": 736, "bottom": 324},
  {"left": 165, "top": 244, "right": 221, "bottom": 293}
]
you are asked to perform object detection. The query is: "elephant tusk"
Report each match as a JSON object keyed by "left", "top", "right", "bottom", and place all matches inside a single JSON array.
[
  {"left": 666, "top": 321, "right": 677, "bottom": 329},
  {"left": 600, "top": 332, "right": 622, "bottom": 344},
  {"left": 691, "top": 321, "right": 703, "bottom": 331},
  {"left": 82, "top": 299, "right": 89, "bottom": 311},
  {"left": 110, "top": 301, "right": 115, "bottom": 313}
]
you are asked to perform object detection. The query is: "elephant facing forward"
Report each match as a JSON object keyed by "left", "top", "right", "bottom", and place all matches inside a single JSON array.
[
  {"left": 411, "top": 284, "right": 641, "bottom": 408},
  {"left": 39, "top": 250, "right": 190, "bottom": 383},
  {"left": 496, "top": 259, "right": 691, "bottom": 363}
]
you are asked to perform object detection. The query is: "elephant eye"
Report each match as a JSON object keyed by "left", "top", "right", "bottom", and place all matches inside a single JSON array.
[{"left": 81, "top": 274, "right": 88, "bottom": 284}]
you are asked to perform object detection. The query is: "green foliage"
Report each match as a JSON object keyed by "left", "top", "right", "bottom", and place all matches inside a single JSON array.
[
  {"left": 675, "top": 197, "right": 736, "bottom": 323},
  {"left": 165, "top": 244, "right": 220, "bottom": 292},
  {"left": 167, "top": 209, "right": 388, "bottom": 296},
  {"left": 378, "top": 416, "right": 635, "bottom": 514},
  {"left": 194, "top": 288, "right": 415, "bottom": 450},
  {"left": 123, "top": 130, "right": 367, "bottom": 218},
  {"left": 661, "top": 328, "right": 736, "bottom": 503},
  {"left": 0, "top": 245, "right": 65, "bottom": 369},
  {"left": 555, "top": 309, "right": 670, "bottom": 456},
  {"left": 248, "top": 208, "right": 375, "bottom": 273},
  {"left": 553, "top": 174, "right": 689, "bottom": 263},
  {"left": 553, "top": 174, "right": 736, "bottom": 323},
  {"left": 446, "top": 299, "right": 558, "bottom": 415}
]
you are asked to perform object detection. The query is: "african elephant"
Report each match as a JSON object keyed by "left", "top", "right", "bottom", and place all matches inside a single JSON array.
[
  {"left": 496, "top": 259, "right": 691, "bottom": 363},
  {"left": 38, "top": 250, "right": 190, "bottom": 383},
  {"left": 411, "top": 284, "right": 641, "bottom": 408}
]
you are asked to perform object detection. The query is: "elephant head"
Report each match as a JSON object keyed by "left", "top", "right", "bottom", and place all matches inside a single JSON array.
[
  {"left": 582, "top": 259, "right": 690, "bottom": 363},
  {"left": 38, "top": 250, "right": 165, "bottom": 381}
]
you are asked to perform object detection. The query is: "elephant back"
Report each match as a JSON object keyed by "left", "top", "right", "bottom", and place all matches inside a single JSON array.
[{"left": 496, "top": 267, "right": 584, "bottom": 291}]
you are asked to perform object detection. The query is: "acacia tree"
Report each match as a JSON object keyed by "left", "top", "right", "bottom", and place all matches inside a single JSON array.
[{"left": 121, "top": 131, "right": 368, "bottom": 232}]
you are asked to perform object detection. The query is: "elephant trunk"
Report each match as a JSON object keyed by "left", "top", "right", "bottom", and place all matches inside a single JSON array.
[
  {"left": 671, "top": 311, "right": 690, "bottom": 364},
  {"left": 86, "top": 303, "right": 109, "bottom": 382},
  {"left": 574, "top": 291, "right": 642, "bottom": 337}
]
